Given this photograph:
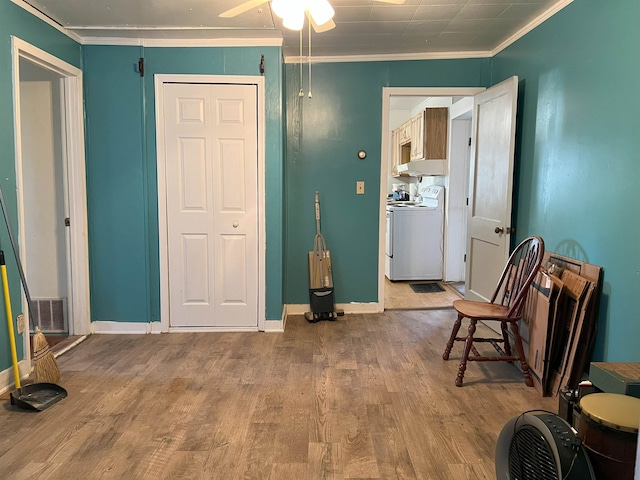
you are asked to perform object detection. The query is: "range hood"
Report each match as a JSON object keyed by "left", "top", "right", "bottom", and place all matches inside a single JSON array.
[{"left": 396, "top": 159, "right": 446, "bottom": 177}]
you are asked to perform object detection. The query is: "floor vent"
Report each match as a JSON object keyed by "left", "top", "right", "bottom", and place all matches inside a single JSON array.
[{"left": 29, "top": 298, "right": 67, "bottom": 334}]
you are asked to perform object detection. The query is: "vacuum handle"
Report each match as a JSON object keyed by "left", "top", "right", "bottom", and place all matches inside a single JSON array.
[{"left": 314, "top": 191, "right": 321, "bottom": 234}]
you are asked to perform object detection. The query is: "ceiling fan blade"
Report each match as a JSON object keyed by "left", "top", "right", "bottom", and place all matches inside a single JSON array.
[
  {"left": 375, "top": 0, "right": 406, "bottom": 4},
  {"left": 310, "top": 16, "right": 336, "bottom": 33},
  {"left": 219, "top": 0, "right": 269, "bottom": 18}
]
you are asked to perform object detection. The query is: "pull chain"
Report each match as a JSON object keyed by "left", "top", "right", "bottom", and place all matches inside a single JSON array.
[
  {"left": 308, "top": 21, "right": 312, "bottom": 98},
  {"left": 298, "top": 29, "right": 304, "bottom": 97}
]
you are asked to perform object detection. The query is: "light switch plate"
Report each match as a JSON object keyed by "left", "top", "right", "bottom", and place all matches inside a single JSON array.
[{"left": 356, "top": 181, "right": 365, "bottom": 194}]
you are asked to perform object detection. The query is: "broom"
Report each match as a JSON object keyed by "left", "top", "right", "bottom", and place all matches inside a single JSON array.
[
  {"left": 0, "top": 188, "right": 61, "bottom": 384},
  {"left": 32, "top": 326, "right": 61, "bottom": 383}
]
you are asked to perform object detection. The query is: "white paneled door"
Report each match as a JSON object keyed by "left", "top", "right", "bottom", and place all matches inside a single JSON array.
[
  {"left": 163, "top": 83, "right": 258, "bottom": 328},
  {"left": 465, "top": 76, "right": 518, "bottom": 303}
]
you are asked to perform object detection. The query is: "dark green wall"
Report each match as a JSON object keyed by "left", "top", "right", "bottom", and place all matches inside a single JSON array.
[
  {"left": 83, "top": 45, "right": 284, "bottom": 323},
  {"left": 490, "top": 0, "right": 640, "bottom": 361},
  {"left": 284, "top": 59, "right": 490, "bottom": 304}
]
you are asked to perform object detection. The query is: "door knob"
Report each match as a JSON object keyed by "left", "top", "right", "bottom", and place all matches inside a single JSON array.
[
  {"left": 233, "top": 222, "right": 239, "bottom": 228},
  {"left": 495, "top": 226, "right": 504, "bottom": 234}
]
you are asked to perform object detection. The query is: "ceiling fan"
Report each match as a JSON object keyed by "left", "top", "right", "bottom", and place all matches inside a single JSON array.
[{"left": 219, "top": 0, "right": 406, "bottom": 33}]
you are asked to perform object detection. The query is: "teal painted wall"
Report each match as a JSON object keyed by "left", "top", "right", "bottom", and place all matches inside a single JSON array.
[
  {"left": 284, "top": 59, "right": 490, "bottom": 304},
  {"left": 83, "top": 45, "right": 284, "bottom": 323},
  {"left": 490, "top": 0, "right": 640, "bottom": 362},
  {"left": 2, "top": 0, "right": 635, "bottom": 380},
  {"left": 83, "top": 46, "right": 148, "bottom": 323},
  {"left": 0, "top": 1, "right": 80, "bottom": 371}
]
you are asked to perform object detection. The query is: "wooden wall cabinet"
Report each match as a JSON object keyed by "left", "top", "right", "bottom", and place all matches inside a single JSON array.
[
  {"left": 423, "top": 107, "right": 448, "bottom": 160},
  {"left": 391, "top": 107, "right": 448, "bottom": 177}
]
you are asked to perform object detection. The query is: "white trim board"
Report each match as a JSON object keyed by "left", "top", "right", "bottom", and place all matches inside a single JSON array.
[
  {"left": 90, "top": 321, "right": 265, "bottom": 334},
  {"left": 91, "top": 321, "right": 157, "bottom": 335},
  {"left": 286, "top": 303, "right": 379, "bottom": 316},
  {"left": 81, "top": 37, "right": 284, "bottom": 48},
  {"left": 11, "top": 37, "right": 91, "bottom": 343},
  {"left": 378, "top": 87, "right": 485, "bottom": 312},
  {"left": 154, "top": 74, "right": 267, "bottom": 334}
]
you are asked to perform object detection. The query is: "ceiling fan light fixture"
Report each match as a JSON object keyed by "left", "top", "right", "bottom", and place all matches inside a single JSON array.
[
  {"left": 270, "top": 0, "right": 290, "bottom": 19},
  {"left": 282, "top": 6, "right": 305, "bottom": 30},
  {"left": 307, "top": 0, "right": 334, "bottom": 26}
]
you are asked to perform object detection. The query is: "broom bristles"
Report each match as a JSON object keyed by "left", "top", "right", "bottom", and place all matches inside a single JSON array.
[{"left": 32, "top": 327, "right": 61, "bottom": 384}]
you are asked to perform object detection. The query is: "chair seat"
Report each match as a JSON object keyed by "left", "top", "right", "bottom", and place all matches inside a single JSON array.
[
  {"left": 453, "top": 299, "right": 510, "bottom": 320},
  {"left": 443, "top": 235, "right": 544, "bottom": 387}
]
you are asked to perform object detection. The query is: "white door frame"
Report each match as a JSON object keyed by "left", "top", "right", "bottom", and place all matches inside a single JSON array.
[
  {"left": 155, "top": 74, "right": 266, "bottom": 332},
  {"left": 11, "top": 37, "right": 91, "bottom": 339},
  {"left": 379, "top": 87, "right": 484, "bottom": 311}
]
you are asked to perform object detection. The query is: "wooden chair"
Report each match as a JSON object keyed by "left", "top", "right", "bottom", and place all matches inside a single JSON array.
[{"left": 443, "top": 236, "right": 544, "bottom": 387}]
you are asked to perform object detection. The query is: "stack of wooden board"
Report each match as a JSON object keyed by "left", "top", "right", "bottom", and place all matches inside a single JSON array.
[{"left": 518, "top": 252, "right": 602, "bottom": 396}]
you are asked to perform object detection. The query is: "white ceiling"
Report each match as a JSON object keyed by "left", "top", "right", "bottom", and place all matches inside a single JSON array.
[{"left": 19, "top": 0, "right": 571, "bottom": 61}]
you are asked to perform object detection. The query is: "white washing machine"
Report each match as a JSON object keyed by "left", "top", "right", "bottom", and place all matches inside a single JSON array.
[{"left": 385, "top": 185, "right": 444, "bottom": 281}]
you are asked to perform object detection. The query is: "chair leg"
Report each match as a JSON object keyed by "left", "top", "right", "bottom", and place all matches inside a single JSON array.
[
  {"left": 510, "top": 322, "right": 534, "bottom": 387},
  {"left": 443, "top": 313, "right": 464, "bottom": 360},
  {"left": 456, "top": 319, "right": 477, "bottom": 387},
  {"left": 500, "top": 321, "right": 512, "bottom": 357}
]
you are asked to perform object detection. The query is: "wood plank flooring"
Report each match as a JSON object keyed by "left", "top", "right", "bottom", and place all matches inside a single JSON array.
[
  {"left": 384, "top": 279, "right": 462, "bottom": 310},
  {"left": 0, "top": 310, "right": 557, "bottom": 479}
]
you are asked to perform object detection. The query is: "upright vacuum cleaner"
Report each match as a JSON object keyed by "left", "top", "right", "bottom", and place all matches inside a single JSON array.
[{"left": 304, "top": 192, "right": 342, "bottom": 323}]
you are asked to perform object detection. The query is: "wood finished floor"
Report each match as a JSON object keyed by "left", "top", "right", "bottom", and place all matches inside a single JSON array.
[
  {"left": 0, "top": 310, "right": 557, "bottom": 479},
  {"left": 384, "top": 278, "right": 462, "bottom": 310}
]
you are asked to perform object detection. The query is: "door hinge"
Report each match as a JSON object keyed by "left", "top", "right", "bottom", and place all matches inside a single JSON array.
[
  {"left": 138, "top": 57, "right": 144, "bottom": 77},
  {"left": 260, "top": 54, "right": 265, "bottom": 76},
  {"left": 466, "top": 197, "right": 469, "bottom": 206},
  {"left": 464, "top": 254, "right": 467, "bottom": 262},
  {"left": 468, "top": 137, "right": 472, "bottom": 146},
  {"left": 64, "top": 217, "right": 70, "bottom": 227}
]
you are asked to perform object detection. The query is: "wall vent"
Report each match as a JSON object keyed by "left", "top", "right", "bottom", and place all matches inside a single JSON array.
[{"left": 29, "top": 298, "right": 68, "bottom": 334}]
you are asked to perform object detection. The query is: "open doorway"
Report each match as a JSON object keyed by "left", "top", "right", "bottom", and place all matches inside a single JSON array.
[
  {"left": 11, "top": 37, "right": 91, "bottom": 356},
  {"left": 378, "top": 87, "right": 483, "bottom": 311}
]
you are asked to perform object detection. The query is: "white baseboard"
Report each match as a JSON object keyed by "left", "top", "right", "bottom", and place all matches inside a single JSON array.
[
  {"left": 92, "top": 320, "right": 282, "bottom": 333},
  {"left": 0, "top": 359, "right": 31, "bottom": 395},
  {"left": 286, "top": 302, "right": 381, "bottom": 316},
  {"left": 262, "top": 306, "right": 287, "bottom": 333},
  {"left": 91, "top": 321, "right": 155, "bottom": 334},
  {"left": 262, "top": 320, "right": 284, "bottom": 332}
]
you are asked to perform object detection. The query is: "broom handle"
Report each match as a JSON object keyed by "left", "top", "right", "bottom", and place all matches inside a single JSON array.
[
  {"left": 0, "top": 185, "right": 37, "bottom": 327},
  {"left": 1, "top": 250, "right": 21, "bottom": 388}
]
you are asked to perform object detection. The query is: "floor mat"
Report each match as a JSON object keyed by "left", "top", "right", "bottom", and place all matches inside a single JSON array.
[{"left": 409, "top": 282, "right": 445, "bottom": 293}]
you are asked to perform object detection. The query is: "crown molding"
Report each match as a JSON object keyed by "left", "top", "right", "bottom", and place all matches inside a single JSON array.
[
  {"left": 11, "top": 0, "right": 82, "bottom": 43},
  {"left": 13, "top": 0, "right": 573, "bottom": 61},
  {"left": 80, "top": 36, "right": 283, "bottom": 48},
  {"left": 490, "top": 0, "right": 573, "bottom": 56},
  {"left": 284, "top": 0, "right": 574, "bottom": 64},
  {"left": 284, "top": 50, "right": 492, "bottom": 64}
]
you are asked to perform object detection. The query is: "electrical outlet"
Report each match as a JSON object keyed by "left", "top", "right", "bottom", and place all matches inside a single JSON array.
[
  {"left": 356, "top": 181, "right": 365, "bottom": 194},
  {"left": 17, "top": 314, "right": 25, "bottom": 334}
]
